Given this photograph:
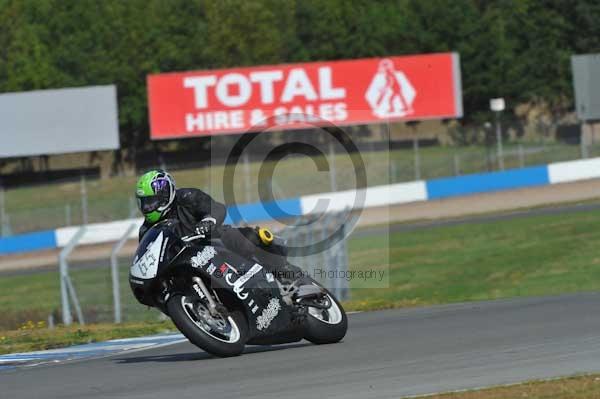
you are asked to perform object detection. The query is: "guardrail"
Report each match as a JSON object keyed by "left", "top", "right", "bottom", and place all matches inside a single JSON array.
[
  {"left": 59, "top": 226, "right": 86, "bottom": 325},
  {"left": 110, "top": 223, "right": 138, "bottom": 324},
  {"left": 2, "top": 156, "right": 600, "bottom": 256}
]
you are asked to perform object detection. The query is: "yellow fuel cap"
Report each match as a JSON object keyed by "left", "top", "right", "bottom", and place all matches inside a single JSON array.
[{"left": 258, "top": 227, "right": 274, "bottom": 245}]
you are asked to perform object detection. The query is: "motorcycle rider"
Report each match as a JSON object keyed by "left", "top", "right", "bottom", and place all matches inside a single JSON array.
[{"left": 135, "top": 169, "right": 301, "bottom": 283}]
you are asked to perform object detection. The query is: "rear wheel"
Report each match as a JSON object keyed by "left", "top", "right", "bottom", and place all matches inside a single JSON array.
[
  {"left": 167, "top": 293, "right": 247, "bottom": 357},
  {"left": 303, "top": 283, "right": 348, "bottom": 344}
]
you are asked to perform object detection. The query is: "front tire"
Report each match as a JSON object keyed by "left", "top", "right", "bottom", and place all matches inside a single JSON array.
[
  {"left": 167, "top": 294, "right": 247, "bottom": 357},
  {"left": 304, "top": 284, "right": 348, "bottom": 345}
]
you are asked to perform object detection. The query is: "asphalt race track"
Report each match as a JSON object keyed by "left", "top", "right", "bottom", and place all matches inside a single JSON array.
[{"left": 4, "top": 293, "right": 600, "bottom": 398}]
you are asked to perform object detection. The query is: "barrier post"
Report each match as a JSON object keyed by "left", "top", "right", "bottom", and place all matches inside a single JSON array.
[
  {"left": 110, "top": 223, "right": 137, "bottom": 323},
  {"left": 59, "top": 226, "right": 86, "bottom": 325}
]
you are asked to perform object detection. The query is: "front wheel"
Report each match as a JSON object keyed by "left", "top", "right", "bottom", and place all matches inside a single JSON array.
[
  {"left": 167, "top": 294, "right": 247, "bottom": 357},
  {"left": 303, "top": 283, "right": 348, "bottom": 345}
]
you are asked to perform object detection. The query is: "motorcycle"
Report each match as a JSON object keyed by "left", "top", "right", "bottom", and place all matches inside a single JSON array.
[{"left": 129, "top": 219, "right": 348, "bottom": 357}]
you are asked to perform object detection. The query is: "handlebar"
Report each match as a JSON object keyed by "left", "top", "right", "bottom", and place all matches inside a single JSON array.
[{"left": 181, "top": 234, "right": 206, "bottom": 242}]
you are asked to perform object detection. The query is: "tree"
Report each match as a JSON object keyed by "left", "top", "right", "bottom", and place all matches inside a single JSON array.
[
  {"left": 1, "top": 0, "right": 600, "bottom": 163},
  {"left": 0, "top": 0, "right": 58, "bottom": 92}
]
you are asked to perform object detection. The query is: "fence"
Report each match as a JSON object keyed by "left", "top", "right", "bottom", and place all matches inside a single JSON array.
[
  {"left": 2, "top": 140, "right": 599, "bottom": 237},
  {"left": 277, "top": 211, "right": 351, "bottom": 301},
  {"left": 0, "top": 209, "right": 352, "bottom": 329}
]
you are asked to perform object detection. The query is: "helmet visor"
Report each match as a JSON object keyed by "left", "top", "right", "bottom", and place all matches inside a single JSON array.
[
  {"left": 138, "top": 195, "right": 165, "bottom": 214},
  {"left": 136, "top": 175, "right": 173, "bottom": 215}
]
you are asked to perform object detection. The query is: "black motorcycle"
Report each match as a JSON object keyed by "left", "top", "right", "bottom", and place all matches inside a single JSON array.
[{"left": 129, "top": 219, "right": 348, "bottom": 357}]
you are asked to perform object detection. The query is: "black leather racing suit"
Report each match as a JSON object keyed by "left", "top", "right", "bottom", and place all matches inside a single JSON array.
[
  {"left": 138, "top": 188, "right": 226, "bottom": 240},
  {"left": 138, "top": 188, "right": 295, "bottom": 279}
]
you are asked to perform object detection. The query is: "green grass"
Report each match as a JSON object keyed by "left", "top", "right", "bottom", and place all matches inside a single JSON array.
[
  {"left": 2, "top": 142, "right": 586, "bottom": 234},
  {"left": 0, "top": 321, "right": 174, "bottom": 355},
  {"left": 0, "top": 265, "right": 159, "bottom": 330},
  {"left": 345, "top": 208, "right": 600, "bottom": 310},
  {"left": 405, "top": 374, "right": 600, "bottom": 399}
]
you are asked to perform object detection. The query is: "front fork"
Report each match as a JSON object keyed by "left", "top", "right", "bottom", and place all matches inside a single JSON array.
[
  {"left": 191, "top": 276, "right": 222, "bottom": 316},
  {"left": 155, "top": 276, "right": 221, "bottom": 317}
]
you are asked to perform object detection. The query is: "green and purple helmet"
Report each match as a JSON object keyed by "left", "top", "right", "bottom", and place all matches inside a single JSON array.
[{"left": 135, "top": 170, "right": 176, "bottom": 223}]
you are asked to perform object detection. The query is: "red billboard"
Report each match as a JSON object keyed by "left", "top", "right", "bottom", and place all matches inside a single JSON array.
[{"left": 147, "top": 52, "right": 462, "bottom": 139}]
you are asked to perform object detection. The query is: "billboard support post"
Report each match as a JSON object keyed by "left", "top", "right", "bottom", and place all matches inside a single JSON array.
[
  {"left": 581, "top": 122, "right": 589, "bottom": 159},
  {"left": 518, "top": 144, "right": 525, "bottom": 168},
  {"left": 80, "top": 175, "right": 88, "bottom": 225},
  {"left": 453, "top": 154, "right": 461, "bottom": 176},
  {"left": 484, "top": 122, "right": 493, "bottom": 171},
  {"left": 65, "top": 204, "right": 72, "bottom": 226},
  {"left": 0, "top": 187, "right": 10, "bottom": 237},
  {"left": 0, "top": 187, "right": 5, "bottom": 236},
  {"left": 407, "top": 121, "right": 421, "bottom": 180},
  {"left": 495, "top": 111, "right": 504, "bottom": 170},
  {"left": 490, "top": 98, "right": 506, "bottom": 171},
  {"left": 413, "top": 136, "right": 421, "bottom": 180}
]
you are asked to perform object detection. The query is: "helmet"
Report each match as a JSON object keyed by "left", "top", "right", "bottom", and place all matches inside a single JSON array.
[{"left": 135, "top": 170, "right": 176, "bottom": 223}]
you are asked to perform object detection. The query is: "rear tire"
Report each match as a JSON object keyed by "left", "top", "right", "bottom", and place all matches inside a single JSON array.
[
  {"left": 167, "top": 294, "right": 247, "bottom": 357},
  {"left": 304, "top": 284, "right": 348, "bottom": 345}
]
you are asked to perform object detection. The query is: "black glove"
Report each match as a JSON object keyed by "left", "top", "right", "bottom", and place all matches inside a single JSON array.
[{"left": 195, "top": 218, "right": 216, "bottom": 236}]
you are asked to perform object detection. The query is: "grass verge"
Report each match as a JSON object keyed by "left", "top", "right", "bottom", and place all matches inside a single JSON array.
[
  {"left": 405, "top": 374, "right": 600, "bottom": 398},
  {"left": 0, "top": 320, "right": 174, "bottom": 355},
  {"left": 345, "top": 206, "right": 600, "bottom": 310}
]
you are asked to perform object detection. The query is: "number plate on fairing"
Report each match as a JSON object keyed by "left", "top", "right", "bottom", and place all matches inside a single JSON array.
[{"left": 131, "top": 231, "right": 164, "bottom": 279}]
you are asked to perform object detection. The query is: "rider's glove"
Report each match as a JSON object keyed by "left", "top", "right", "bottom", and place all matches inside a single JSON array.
[{"left": 195, "top": 217, "right": 216, "bottom": 236}]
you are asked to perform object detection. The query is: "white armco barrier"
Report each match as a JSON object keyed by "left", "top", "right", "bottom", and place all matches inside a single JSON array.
[
  {"left": 299, "top": 181, "right": 427, "bottom": 215},
  {"left": 55, "top": 218, "right": 143, "bottom": 247},
  {"left": 5, "top": 155, "right": 600, "bottom": 255},
  {"left": 548, "top": 158, "right": 600, "bottom": 184}
]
